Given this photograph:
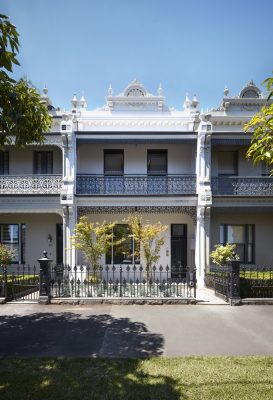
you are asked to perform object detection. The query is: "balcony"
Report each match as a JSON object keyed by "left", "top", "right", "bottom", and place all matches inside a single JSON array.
[
  {"left": 77, "top": 174, "right": 196, "bottom": 195},
  {"left": 212, "top": 176, "right": 273, "bottom": 196},
  {"left": 0, "top": 175, "right": 63, "bottom": 195}
]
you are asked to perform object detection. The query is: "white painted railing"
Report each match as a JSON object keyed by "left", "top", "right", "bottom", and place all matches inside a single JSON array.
[{"left": 0, "top": 175, "right": 63, "bottom": 194}]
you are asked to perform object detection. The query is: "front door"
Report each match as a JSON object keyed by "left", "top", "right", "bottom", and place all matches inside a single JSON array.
[{"left": 171, "top": 224, "right": 187, "bottom": 278}]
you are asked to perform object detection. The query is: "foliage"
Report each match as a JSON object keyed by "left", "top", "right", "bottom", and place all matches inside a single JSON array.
[
  {"left": 244, "top": 73, "right": 273, "bottom": 174},
  {"left": 210, "top": 243, "right": 239, "bottom": 266},
  {"left": 0, "top": 14, "right": 51, "bottom": 148},
  {"left": 71, "top": 216, "right": 116, "bottom": 269},
  {"left": 0, "top": 243, "right": 13, "bottom": 266},
  {"left": 124, "top": 213, "right": 167, "bottom": 268}
]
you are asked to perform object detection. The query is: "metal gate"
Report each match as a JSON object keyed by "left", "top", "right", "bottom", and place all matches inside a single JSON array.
[{"left": 0, "top": 265, "right": 39, "bottom": 302}]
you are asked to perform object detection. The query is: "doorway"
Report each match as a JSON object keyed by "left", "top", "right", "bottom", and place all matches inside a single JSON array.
[{"left": 171, "top": 224, "right": 187, "bottom": 278}]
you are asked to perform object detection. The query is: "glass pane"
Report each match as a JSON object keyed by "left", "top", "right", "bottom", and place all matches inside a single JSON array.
[
  {"left": 247, "top": 244, "right": 253, "bottom": 263},
  {"left": 220, "top": 225, "right": 224, "bottom": 244},
  {"left": 105, "top": 152, "right": 123, "bottom": 175},
  {"left": 227, "top": 225, "right": 244, "bottom": 243},
  {"left": 148, "top": 151, "right": 167, "bottom": 174},
  {"left": 0, "top": 151, "right": 9, "bottom": 175},
  {"left": 113, "top": 225, "right": 132, "bottom": 264},
  {"left": 21, "top": 224, "right": 26, "bottom": 264},
  {"left": 34, "top": 152, "right": 52, "bottom": 174},
  {"left": 5, "top": 244, "right": 19, "bottom": 263},
  {"left": 234, "top": 243, "right": 245, "bottom": 262},
  {"left": 172, "top": 224, "right": 185, "bottom": 237},
  {"left": 248, "top": 225, "right": 254, "bottom": 243},
  {"left": 218, "top": 151, "right": 237, "bottom": 175},
  {"left": 2, "top": 224, "right": 19, "bottom": 243}
]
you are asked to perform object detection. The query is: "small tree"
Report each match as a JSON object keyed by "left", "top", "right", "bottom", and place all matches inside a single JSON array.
[
  {"left": 0, "top": 243, "right": 13, "bottom": 267},
  {"left": 71, "top": 216, "right": 116, "bottom": 270},
  {"left": 124, "top": 213, "right": 167, "bottom": 270},
  {"left": 244, "top": 73, "right": 273, "bottom": 174},
  {"left": 210, "top": 243, "right": 239, "bottom": 266}
]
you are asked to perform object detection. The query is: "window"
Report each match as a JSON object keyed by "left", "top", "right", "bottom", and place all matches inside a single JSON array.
[
  {"left": 0, "top": 151, "right": 9, "bottom": 175},
  {"left": 0, "top": 224, "right": 26, "bottom": 264},
  {"left": 104, "top": 150, "right": 124, "bottom": 175},
  {"left": 106, "top": 224, "right": 140, "bottom": 264},
  {"left": 218, "top": 151, "right": 238, "bottom": 176},
  {"left": 147, "top": 150, "right": 167, "bottom": 175},
  {"left": 261, "top": 162, "right": 271, "bottom": 176},
  {"left": 34, "top": 151, "right": 53, "bottom": 174},
  {"left": 220, "top": 224, "right": 254, "bottom": 264}
]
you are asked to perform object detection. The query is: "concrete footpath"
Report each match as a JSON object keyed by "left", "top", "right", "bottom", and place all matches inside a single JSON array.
[{"left": 0, "top": 303, "right": 273, "bottom": 357}]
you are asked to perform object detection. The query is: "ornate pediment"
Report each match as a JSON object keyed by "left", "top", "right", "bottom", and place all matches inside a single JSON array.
[{"left": 106, "top": 79, "right": 167, "bottom": 111}]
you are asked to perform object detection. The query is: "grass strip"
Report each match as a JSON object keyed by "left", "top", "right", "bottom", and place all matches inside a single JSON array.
[{"left": 0, "top": 356, "right": 273, "bottom": 399}]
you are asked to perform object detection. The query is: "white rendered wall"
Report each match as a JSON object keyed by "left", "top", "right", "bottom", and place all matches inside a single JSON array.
[
  {"left": 211, "top": 210, "right": 273, "bottom": 267},
  {"left": 76, "top": 212, "right": 196, "bottom": 268},
  {"left": 211, "top": 146, "right": 261, "bottom": 177},
  {"left": 77, "top": 143, "right": 196, "bottom": 175},
  {"left": 8, "top": 146, "right": 62, "bottom": 175}
]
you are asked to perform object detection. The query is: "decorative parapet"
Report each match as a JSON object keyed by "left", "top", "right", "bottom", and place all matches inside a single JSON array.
[
  {"left": 212, "top": 177, "right": 273, "bottom": 196},
  {"left": 76, "top": 175, "right": 196, "bottom": 195},
  {"left": 0, "top": 175, "right": 63, "bottom": 195}
]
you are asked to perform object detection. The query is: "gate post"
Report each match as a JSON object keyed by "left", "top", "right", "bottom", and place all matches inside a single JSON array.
[
  {"left": 228, "top": 253, "right": 241, "bottom": 306},
  {"left": 38, "top": 251, "right": 53, "bottom": 305},
  {"left": 0, "top": 266, "right": 8, "bottom": 303}
]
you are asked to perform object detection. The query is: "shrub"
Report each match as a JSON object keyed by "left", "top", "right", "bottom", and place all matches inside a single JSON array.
[
  {"left": 0, "top": 244, "right": 14, "bottom": 266},
  {"left": 210, "top": 243, "right": 239, "bottom": 266}
]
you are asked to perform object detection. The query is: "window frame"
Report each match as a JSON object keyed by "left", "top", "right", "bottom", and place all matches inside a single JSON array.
[
  {"left": 0, "top": 223, "right": 26, "bottom": 264},
  {"left": 106, "top": 224, "right": 140, "bottom": 265},
  {"left": 33, "top": 151, "right": 53, "bottom": 175},
  {"left": 220, "top": 224, "right": 255, "bottom": 264},
  {"left": 147, "top": 149, "right": 168, "bottom": 176},
  {"left": 0, "top": 151, "right": 9, "bottom": 175},
  {"left": 104, "top": 149, "right": 124, "bottom": 176},
  {"left": 218, "top": 151, "right": 238, "bottom": 176}
]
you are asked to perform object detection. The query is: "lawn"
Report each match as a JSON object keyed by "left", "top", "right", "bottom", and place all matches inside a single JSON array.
[{"left": 0, "top": 356, "right": 273, "bottom": 399}]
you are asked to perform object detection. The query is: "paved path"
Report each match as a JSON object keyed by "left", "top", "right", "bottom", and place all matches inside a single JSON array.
[{"left": 0, "top": 303, "right": 273, "bottom": 357}]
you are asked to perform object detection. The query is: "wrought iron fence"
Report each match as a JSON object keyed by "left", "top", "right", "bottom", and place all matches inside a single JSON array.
[
  {"left": 0, "top": 265, "right": 39, "bottom": 301},
  {"left": 212, "top": 176, "right": 273, "bottom": 196},
  {"left": 240, "top": 267, "right": 273, "bottom": 298},
  {"left": 205, "top": 265, "right": 273, "bottom": 301},
  {"left": 49, "top": 264, "right": 196, "bottom": 298},
  {"left": 76, "top": 174, "right": 196, "bottom": 195}
]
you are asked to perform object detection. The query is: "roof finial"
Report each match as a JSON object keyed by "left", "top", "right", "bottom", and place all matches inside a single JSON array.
[
  {"left": 43, "top": 85, "right": 48, "bottom": 96},
  {"left": 183, "top": 92, "right": 191, "bottom": 109},
  {"left": 192, "top": 94, "right": 199, "bottom": 108},
  {"left": 224, "top": 85, "right": 229, "bottom": 97},
  {"left": 108, "top": 84, "right": 113, "bottom": 96},
  {"left": 157, "top": 83, "right": 163, "bottom": 96}
]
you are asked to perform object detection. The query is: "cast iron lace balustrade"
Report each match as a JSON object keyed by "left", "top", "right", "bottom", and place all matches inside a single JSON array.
[
  {"left": 0, "top": 175, "right": 63, "bottom": 194},
  {"left": 212, "top": 176, "right": 273, "bottom": 196},
  {"left": 76, "top": 174, "right": 196, "bottom": 195}
]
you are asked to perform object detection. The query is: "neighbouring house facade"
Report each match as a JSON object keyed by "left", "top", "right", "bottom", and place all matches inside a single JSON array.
[{"left": 1, "top": 79, "right": 273, "bottom": 284}]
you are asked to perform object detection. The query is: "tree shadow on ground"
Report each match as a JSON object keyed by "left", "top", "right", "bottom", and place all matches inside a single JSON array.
[
  {"left": 0, "top": 312, "right": 183, "bottom": 399},
  {"left": 0, "top": 312, "right": 163, "bottom": 357}
]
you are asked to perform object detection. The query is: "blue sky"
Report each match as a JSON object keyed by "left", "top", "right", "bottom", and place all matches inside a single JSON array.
[{"left": 2, "top": 0, "right": 273, "bottom": 111}]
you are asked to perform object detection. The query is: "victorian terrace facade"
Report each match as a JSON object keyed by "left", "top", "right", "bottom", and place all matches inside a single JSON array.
[{"left": 0, "top": 80, "right": 272, "bottom": 284}]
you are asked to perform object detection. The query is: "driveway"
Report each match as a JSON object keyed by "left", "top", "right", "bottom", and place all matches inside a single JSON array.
[{"left": 0, "top": 304, "right": 272, "bottom": 357}]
